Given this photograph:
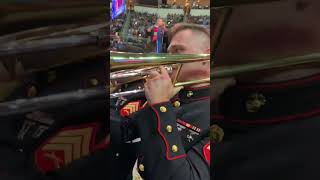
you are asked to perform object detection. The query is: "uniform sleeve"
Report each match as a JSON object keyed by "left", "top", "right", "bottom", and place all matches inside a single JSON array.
[
  {"left": 110, "top": 99, "right": 140, "bottom": 143},
  {"left": 133, "top": 101, "right": 210, "bottom": 180}
]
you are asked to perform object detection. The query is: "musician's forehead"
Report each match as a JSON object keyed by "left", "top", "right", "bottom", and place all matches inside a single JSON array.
[{"left": 170, "top": 29, "right": 194, "bottom": 43}]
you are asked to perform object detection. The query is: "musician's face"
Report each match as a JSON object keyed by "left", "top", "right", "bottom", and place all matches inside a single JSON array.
[{"left": 168, "top": 29, "right": 210, "bottom": 82}]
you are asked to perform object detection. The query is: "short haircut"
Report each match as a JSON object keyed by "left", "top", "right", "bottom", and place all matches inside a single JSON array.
[{"left": 169, "top": 23, "right": 210, "bottom": 42}]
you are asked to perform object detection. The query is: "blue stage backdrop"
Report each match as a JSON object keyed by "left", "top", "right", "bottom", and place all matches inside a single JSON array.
[{"left": 111, "top": 0, "right": 125, "bottom": 20}]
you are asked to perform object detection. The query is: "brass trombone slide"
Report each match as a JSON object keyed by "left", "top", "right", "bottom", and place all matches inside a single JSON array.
[
  {"left": 111, "top": 51, "right": 210, "bottom": 71},
  {"left": 212, "top": 53, "right": 320, "bottom": 78},
  {"left": 110, "top": 51, "right": 211, "bottom": 98}
]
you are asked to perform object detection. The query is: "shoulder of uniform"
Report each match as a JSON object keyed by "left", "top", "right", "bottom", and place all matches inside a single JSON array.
[{"left": 112, "top": 80, "right": 147, "bottom": 116}]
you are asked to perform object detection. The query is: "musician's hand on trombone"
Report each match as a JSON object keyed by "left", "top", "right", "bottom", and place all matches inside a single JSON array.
[
  {"left": 144, "top": 66, "right": 183, "bottom": 105},
  {"left": 211, "top": 78, "right": 236, "bottom": 101}
]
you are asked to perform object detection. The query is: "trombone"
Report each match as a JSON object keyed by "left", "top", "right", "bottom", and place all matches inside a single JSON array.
[
  {"left": 110, "top": 51, "right": 211, "bottom": 98},
  {"left": 110, "top": 51, "right": 320, "bottom": 98}
]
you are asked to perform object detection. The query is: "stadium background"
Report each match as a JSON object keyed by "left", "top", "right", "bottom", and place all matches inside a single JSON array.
[{"left": 110, "top": 0, "right": 209, "bottom": 53}]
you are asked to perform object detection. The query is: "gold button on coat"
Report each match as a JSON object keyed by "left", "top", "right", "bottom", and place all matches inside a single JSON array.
[
  {"left": 139, "top": 164, "right": 144, "bottom": 172},
  {"left": 174, "top": 101, "right": 180, "bottom": 108},
  {"left": 166, "top": 125, "right": 173, "bottom": 133},
  {"left": 187, "top": 91, "right": 193, "bottom": 97},
  {"left": 160, "top": 106, "right": 167, "bottom": 112},
  {"left": 172, "top": 145, "right": 178, "bottom": 152}
]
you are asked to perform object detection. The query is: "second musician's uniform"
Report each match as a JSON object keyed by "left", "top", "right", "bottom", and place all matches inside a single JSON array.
[{"left": 212, "top": 74, "right": 320, "bottom": 180}]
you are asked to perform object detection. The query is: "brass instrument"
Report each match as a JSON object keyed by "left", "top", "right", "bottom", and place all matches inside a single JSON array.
[
  {"left": 110, "top": 51, "right": 320, "bottom": 98},
  {"left": 110, "top": 51, "right": 210, "bottom": 98},
  {"left": 212, "top": 53, "right": 320, "bottom": 78}
]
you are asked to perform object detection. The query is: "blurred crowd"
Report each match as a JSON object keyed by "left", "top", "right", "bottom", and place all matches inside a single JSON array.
[
  {"left": 128, "top": 12, "right": 159, "bottom": 39},
  {"left": 166, "top": 13, "right": 184, "bottom": 28},
  {"left": 187, "top": 15, "right": 210, "bottom": 26},
  {"left": 160, "top": 4, "right": 209, "bottom": 9},
  {"left": 166, "top": 14, "right": 209, "bottom": 27},
  {"left": 110, "top": 13, "right": 126, "bottom": 36}
]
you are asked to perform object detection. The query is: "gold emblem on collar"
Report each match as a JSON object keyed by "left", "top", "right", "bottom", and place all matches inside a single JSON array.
[
  {"left": 246, "top": 93, "right": 267, "bottom": 113},
  {"left": 210, "top": 125, "right": 224, "bottom": 143},
  {"left": 187, "top": 91, "right": 193, "bottom": 97}
]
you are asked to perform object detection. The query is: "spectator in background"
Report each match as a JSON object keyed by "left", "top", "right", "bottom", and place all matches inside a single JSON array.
[
  {"left": 147, "top": 18, "right": 168, "bottom": 53},
  {"left": 128, "top": 0, "right": 134, "bottom": 11},
  {"left": 184, "top": 1, "right": 191, "bottom": 17},
  {"left": 172, "top": 0, "right": 177, "bottom": 8}
]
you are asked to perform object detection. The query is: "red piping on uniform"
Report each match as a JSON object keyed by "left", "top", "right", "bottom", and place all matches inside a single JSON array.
[
  {"left": 150, "top": 106, "right": 187, "bottom": 160},
  {"left": 139, "top": 101, "right": 148, "bottom": 110},
  {"left": 237, "top": 73, "right": 320, "bottom": 90},
  {"left": 225, "top": 108, "right": 320, "bottom": 125}
]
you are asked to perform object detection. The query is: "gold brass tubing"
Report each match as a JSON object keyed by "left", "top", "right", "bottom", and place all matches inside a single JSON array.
[
  {"left": 111, "top": 51, "right": 210, "bottom": 72},
  {"left": 174, "top": 78, "right": 210, "bottom": 87},
  {"left": 211, "top": 53, "right": 320, "bottom": 79},
  {"left": 172, "top": 64, "right": 182, "bottom": 85}
]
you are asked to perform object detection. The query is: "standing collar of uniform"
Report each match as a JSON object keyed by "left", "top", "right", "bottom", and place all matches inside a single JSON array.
[{"left": 218, "top": 73, "right": 320, "bottom": 125}]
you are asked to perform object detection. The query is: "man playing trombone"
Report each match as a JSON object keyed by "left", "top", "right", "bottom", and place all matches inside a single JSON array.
[{"left": 111, "top": 23, "right": 210, "bottom": 180}]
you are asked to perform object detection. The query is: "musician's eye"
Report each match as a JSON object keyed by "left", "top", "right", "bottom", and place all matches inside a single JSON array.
[
  {"left": 168, "top": 45, "right": 185, "bottom": 54},
  {"left": 168, "top": 48, "right": 176, "bottom": 54},
  {"left": 169, "top": 49, "right": 177, "bottom": 54},
  {"left": 179, "top": 48, "right": 185, "bottom": 52},
  {"left": 175, "top": 48, "right": 185, "bottom": 54}
]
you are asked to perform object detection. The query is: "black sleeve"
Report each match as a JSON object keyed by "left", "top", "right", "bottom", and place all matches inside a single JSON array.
[{"left": 133, "top": 101, "right": 210, "bottom": 180}]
